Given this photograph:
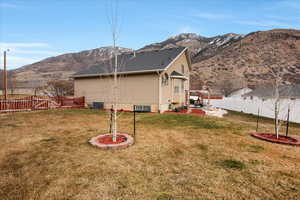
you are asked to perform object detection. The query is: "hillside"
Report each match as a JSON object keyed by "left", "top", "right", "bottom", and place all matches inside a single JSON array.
[
  {"left": 11, "top": 47, "right": 132, "bottom": 88},
  {"left": 3, "top": 29, "right": 300, "bottom": 93},
  {"left": 191, "top": 29, "right": 300, "bottom": 90}
]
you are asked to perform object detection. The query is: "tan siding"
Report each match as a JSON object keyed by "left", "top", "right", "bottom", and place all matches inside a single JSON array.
[
  {"left": 74, "top": 73, "right": 159, "bottom": 110},
  {"left": 74, "top": 49, "right": 190, "bottom": 113},
  {"left": 160, "top": 51, "right": 190, "bottom": 109}
]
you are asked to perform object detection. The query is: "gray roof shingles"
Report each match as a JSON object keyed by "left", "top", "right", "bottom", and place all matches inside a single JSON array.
[{"left": 73, "top": 47, "right": 186, "bottom": 77}]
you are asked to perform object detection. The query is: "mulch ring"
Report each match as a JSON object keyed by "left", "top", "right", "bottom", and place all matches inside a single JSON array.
[
  {"left": 251, "top": 133, "right": 300, "bottom": 147},
  {"left": 89, "top": 133, "right": 134, "bottom": 150},
  {"left": 165, "top": 109, "right": 205, "bottom": 115}
]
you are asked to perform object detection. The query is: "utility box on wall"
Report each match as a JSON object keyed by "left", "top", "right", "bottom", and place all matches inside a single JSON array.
[{"left": 134, "top": 105, "right": 151, "bottom": 112}]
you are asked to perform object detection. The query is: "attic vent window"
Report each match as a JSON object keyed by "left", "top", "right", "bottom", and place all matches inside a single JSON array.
[{"left": 181, "top": 64, "right": 185, "bottom": 73}]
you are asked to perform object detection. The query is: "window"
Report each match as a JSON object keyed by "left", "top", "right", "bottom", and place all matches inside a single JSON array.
[
  {"left": 174, "top": 86, "right": 179, "bottom": 93},
  {"left": 181, "top": 65, "right": 185, "bottom": 74},
  {"left": 161, "top": 73, "right": 169, "bottom": 86},
  {"left": 181, "top": 80, "right": 184, "bottom": 91}
]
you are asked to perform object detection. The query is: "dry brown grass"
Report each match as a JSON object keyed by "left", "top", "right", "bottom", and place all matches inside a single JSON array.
[{"left": 0, "top": 109, "right": 299, "bottom": 200}]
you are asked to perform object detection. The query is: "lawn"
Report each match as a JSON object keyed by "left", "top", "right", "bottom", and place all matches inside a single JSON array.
[{"left": 0, "top": 109, "right": 299, "bottom": 200}]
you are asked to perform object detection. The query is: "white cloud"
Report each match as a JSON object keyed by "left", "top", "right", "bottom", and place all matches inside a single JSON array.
[
  {"left": 0, "top": 42, "right": 49, "bottom": 49},
  {"left": 234, "top": 20, "right": 294, "bottom": 28},
  {"left": 0, "top": 42, "right": 59, "bottom": 69},
  {"left": 178, "top": 26, "right": 193, "bottom": 33},
  {"left": 11, "top": 49, "right": 59, "bottom": 55},
  {"left": 193, "top": 12, "right": 230, "bottom": 20},
  {"left": 4, "top": 56, "right": 42, "bottom": 69}
]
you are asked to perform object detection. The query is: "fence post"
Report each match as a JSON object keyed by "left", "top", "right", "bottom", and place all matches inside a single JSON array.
[
  {"left": 109, "top": 106, "right": 113, "bottom": 133},
  {"left": 286, "top": 106, "right": 290, "bottom": 137},
  {"left": 133, "top": 108, "right": 136, "bottom": 144},
  {"left": 256, "top": 108, "right": 260, "bottom": 132}
]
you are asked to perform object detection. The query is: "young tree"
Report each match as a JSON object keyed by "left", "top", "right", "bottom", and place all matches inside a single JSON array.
[
  {"left": 262, "top": 44, "right": 292, "bottom": 139},
  {"left": 108, "top": 0, "right": 121, "bottom": 142},
  {"left": 45, "top": 80, "right": 74, "bottom": 97}
]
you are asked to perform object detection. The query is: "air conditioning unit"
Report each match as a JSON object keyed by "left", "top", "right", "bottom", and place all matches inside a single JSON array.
[{"left": 134, "top": 105, "right": 151, "bottom": 112}]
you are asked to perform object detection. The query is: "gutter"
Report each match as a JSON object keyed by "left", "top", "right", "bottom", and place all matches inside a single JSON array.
[
  {"left": 156, "top": 70, "right": 162, "bottom": 113},
  {"left": 71, "top": 69, "right": 164, "bottom": 78},
  {"left": 170, "top": 75, "right": 188, "bottom": 80}
]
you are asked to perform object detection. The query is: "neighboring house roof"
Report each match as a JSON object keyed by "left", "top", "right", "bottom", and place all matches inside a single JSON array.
[
  {"left": 243, "top": 84, "right": 300, "bottom": 99},
  {"left": 228, "top": 88, "right": 252, "bottom": 97},
  {"left": 73, "top": 47, "right": 187, "bottom": 77}
]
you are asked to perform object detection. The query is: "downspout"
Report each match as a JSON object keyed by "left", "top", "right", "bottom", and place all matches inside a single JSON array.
[
  {"left": 157, "top": 71, "right": 162, "bottom": 113},
  {"left": 171, "top": 78, "right": 173, "bottom": 106}
]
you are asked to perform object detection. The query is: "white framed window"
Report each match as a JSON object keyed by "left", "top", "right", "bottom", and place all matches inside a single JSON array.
[
  {"left": 181, "top": 64, "right": 185, "bottom": 74},
  {"left": 174, "top": 86, "right": 179, "bottom": 93}
]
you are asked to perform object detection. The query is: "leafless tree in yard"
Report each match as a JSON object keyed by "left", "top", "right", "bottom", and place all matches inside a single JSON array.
[
  {"left": 45, "top": 80, "right": 74, "bottom": 97},
  {"left": 106, "top": 0, "right": 125, "bottom": 142},
  {"left": 263, "top": 44, "right": 293, "bottom": 139}
]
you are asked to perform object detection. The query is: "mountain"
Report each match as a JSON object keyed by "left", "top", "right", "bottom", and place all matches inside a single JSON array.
[
  {"left": 11, "top": 47, "right": 132, "bottom": 88},
  {"left": 191, "top": 29, "right": 300, "bottom": 91},
  {"left": 139, "top": 33, "right": 243, "bottom": 59},
  {"left": 4, "top": 29, "right": 300, "bottom": 94}
]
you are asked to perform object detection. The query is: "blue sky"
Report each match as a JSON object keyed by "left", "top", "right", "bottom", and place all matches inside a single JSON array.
[{"left": 0, "top": 0, "right": 300, "bottom": 69}]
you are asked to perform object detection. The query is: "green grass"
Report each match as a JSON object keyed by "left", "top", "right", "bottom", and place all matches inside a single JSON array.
[
  {"left": 195, "top": 144, "right": 209, "bottom": 151},
  {"left": 1, "top": 109, "right": 300, "bottom": 200},
  {"left": 247, "top": 145, "right": 264, "bottom": 153},
  {"left": 156, "top": 193, "right": 173, "bottom": 200},
  {"left": 40, "top": 138, "right": 56, "bottom": 142},
  {"left": 226, "top": 110, "right": 300, "bottom": 128},
  {"left": 219, "top": 159, "right": 246, "bottom": 170},
  {"left": 140, "top": 113, "right": 225, "bottom": 129}
]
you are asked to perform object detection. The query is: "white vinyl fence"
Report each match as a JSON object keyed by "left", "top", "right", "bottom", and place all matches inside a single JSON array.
[{"left": 209, "top": 97, "right": 300, "bottom": 123}]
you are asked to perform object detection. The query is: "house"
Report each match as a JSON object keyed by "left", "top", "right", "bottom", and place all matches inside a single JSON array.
[
  {"left": 209, "top": 84, "right": 300, "bottom": 123},
  {"left": 72, "top": 47, "right": 191, "bottom": 113},
  {"left": 242, "top": 84, "right": 300, "bottom": 100},
  {"left": 228, "top": 88, "right": 252, "bottom": 98},
  {"left": 189, "top": 90, "right": 223, "bottom": 106}
]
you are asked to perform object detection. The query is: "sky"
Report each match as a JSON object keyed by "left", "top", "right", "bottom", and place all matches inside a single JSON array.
[{"left": 0, "top": 0, "right": 300, "bottom": 69}]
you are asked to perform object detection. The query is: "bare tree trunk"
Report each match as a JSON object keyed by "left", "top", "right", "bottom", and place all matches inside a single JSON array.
[
  {"left": 112, "top": 47, "right": 118, "bottom": 142},
  {"left": 207, "top": 87, "right": 211, "bottom": 105},
  {"left": 108, "top": 0, "right": 120, "bottom": 142},
  {"left": 274, "top": 80, "right": 280, "bottom": 139}
]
